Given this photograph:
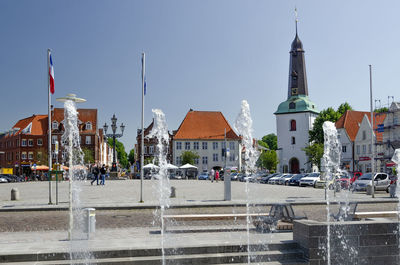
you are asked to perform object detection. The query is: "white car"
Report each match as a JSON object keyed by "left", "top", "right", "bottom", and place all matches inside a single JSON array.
[
  {"left": 277, "top": 174, "right": 294, "bottom": 185},
  {"left": 268, "top": 174, "right": 284, "bottom": 184},
  {"left": 0, "top": 177, "right": 8, "bottom": 183},
  {"left": 299, "top": 172, "right": 321, "bottom": 187},
  {"left": 352, "top": 173, "right": 390, "bottom": 192}
]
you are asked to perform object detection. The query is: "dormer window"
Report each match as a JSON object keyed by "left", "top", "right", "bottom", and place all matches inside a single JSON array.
[
  {"left": 289, "top": 102, "right": 296, "bottom": 109},
  {"left": 85, "top": 122, "right": 92, "bottom": 130},
  {"left": 52, "top": 121, "right": 59, "bottom": 130}
]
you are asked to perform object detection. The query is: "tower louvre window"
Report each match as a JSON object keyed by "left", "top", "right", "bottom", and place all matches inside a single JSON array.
[
  {"left": 290, "top": 120, "right": 297, "bottom": 131},
  {"left": 289, "top": 102, "right": 296, "bottom": 109}
]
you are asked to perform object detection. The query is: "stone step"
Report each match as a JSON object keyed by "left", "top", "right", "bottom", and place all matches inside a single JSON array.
[
  {"left": 0, "top": 242, "right": 301, "bottom": 263},
  {"left": 1, "top": 249, "right": 305, "bottom": 265}
]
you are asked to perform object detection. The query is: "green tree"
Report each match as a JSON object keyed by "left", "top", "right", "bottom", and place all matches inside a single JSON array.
[
  {"left": 181, "top": 151, "right": 199, "bottom": 165},
  {"left": 107, "top": 138, "right": 129, "bottom": 168},
  {"left": 374, "top": 107, "right": 388, "bottom": 113},
  {"left": 309, "top": 103, "right": 353, "bottom": 144},
  {"left": 82, "top": 147, "right": 94, "bottom": 164},
  {"left": 303, "top": 143, "right": 324, "bottom": 169},
  {"left": 258, "top": 150, "right": 278, "bottom": 171},
  {"left": 36, "top": 147, "right": 48, "bottom": 166},
  {"left": 261, "top": 134, "right": 277, "bottom": 150},
  {"left": 144, "top": 157, "right": 154, "bottom": 165},
  {"left": 258, "top": 140, "right": 269, "bottom": 150},
  {"left": 128, "top": 149, "right": 135, "bottom": 165}
]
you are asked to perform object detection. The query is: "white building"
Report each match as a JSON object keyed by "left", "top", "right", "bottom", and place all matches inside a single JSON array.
[
  {"left": 274, "top": 24, "right": 319, "bottom": 173},
  {"left": 379, "top": 102, "right": 400, "bottom": 171},
  {"left": 172, "top": 110, "right": 241, "bottom": 172}
]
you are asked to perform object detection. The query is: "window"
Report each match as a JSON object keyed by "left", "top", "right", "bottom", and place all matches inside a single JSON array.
[
  {"left": 194, "top": 158, "right": 199, "bottom": 164},
  {"left": 213, "top": 142, "right": 218, "bottom": 150},
  {"left": 176, "top": 142, "right": 182, "bottom": 150},
  {"left": 176, "top": 156, "right": 182, "bottom": 165},
  {"left": 342, "top": 145, "right": 347, "bottom": 153},
  {"left": 149, "top": 146, "right": 154, "bottom": 154},
  {"left": 291, "top": 137, "right": 296, "bottom": 145},
  {"left": 290, "top": 120, "right": 296, "bottom": 131},
  {"left": 368, "top": 144, "right": 371, "bottom": 154},
  {"left": 28, "top": 139, "right": 33, "bottom": 146},
  {"left": 144, "top": 146, "right": 148, "bottom": 154},
  {"left": 21, "top": 139, "right": 27, "bottom": 146},
  {"left": 193, "top": 142, "right": 199, "bottom": 150},
  {"left": 356, "top": 145, "right": 360, "bottom": 155},
  {"left": 362, "top": 145, "right": 366, "bottom": 154},
  {"left": 362, "top": 131, "right": 366, "bottom": 140},
  {"left": 202, "top": 156, "right": 208, "bottom": 165},
  {"left": 85, "top": 122, "right": 92, "bottom": 130},
  {"left": 21, "top": 152, "right": 27, "bottom": 160},
  {"left": 229, "top": 153, "right": 235, "bottom": 161},
  {"left": 213, "top": 153, "right": 218, "bottom": 162},
  {"left": 202, "top": 142, "right": 208, "bottom": 150},
  {"left": 52, "top": 152, "right": 57, "bottom": 159},
  {"left": 52, "top": 135, "right": 58, "bottom": 144},
  {"left": 28, "top": 152, "right": 33, "bottom": 160},
  {"left": 185, "top": 142, "right": 190, "bottom": 150},
  {"left": 289, "top": 102, "right": 296, "bottom": 109},
  {"left": 85, "top": 136, "right": 91, "bottom": 145},
  {"left": 52, "top": 121, "right": 59, "bottom": 130},
  {"left": 229, "top": 142, "right": 235, "bottom": 150}
]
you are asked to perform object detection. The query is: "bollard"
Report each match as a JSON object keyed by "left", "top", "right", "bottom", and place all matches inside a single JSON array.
[
  {"left": 366, "top": 185, "right": 372, "bottom": 195},
  {"left": 11, "top": 188, "right": 20, "bottom": 201},
  {"left": 83, "top": 208, "right": 96, "bottom": 239},
  {"left": 170, "top": 186, "right": 176, "bottom": 198}
]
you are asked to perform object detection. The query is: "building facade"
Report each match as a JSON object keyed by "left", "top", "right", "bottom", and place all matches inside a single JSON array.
[
  {"left": 0, "top": 108, "right": 109, "bottom": 175},
  {"left": 274, "top": 25, "right": 319, "bottom": 173},
  {"left": 379, "top": 102, "right": 400, "bottom": 171},
  {"left": 172, "top": 110, "right": 241, "bottom": 172}
]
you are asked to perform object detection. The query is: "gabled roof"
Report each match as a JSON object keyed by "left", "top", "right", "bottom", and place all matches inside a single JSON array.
[
  {"left": 335, "top": 110, "right": 386, "bottom": 142},
  {"left": 174, "top": 110, "right": 240, "bottom": 140},
  {"left": 11, "top": 115, "right": 48, "bottom": 136},
  {"left": 53, "top": 108, "right": 97, "bottom": 133}
]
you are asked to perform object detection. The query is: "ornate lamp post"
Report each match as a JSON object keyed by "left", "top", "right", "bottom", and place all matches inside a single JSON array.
[{"left": 103, "top": 114, "right": 125, "bottom": 172}]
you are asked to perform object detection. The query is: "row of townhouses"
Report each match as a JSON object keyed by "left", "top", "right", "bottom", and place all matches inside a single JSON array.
[{"left": 0, "top": 108, "right": 114, "bottom": 175}]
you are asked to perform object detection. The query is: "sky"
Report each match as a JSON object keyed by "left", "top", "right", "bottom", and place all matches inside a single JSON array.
[{"left": 1, "top": 0, "right": 400, "bottom": 151}]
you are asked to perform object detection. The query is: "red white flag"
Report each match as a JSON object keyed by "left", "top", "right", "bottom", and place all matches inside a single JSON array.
[{"left": 49, "top": 53, "right": 54, "bottom": 94}]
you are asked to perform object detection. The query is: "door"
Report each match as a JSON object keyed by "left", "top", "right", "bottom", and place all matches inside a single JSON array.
[{"left": 289, "top": 158, "right": 300, "bottom": 174}]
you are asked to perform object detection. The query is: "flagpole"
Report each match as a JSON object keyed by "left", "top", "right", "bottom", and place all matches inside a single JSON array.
[
  {"left": 47, "top": 49, "right": 53, "bottom": 205},
  {"left": 369, "top": 65, "right": 375, "bottom": 198},
  {"left": 140, "top": 52, "right": 145, "bottom": 203}
]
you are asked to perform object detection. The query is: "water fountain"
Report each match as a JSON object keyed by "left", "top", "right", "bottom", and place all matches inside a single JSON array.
[
  {"left": 234, "top": 100, "right": 260, "bottom": 263},
  {"left": 147, "top": 108, "right": 171, "bottom": 265},
  {"left": 391, "top": 149, "right": 400, "bottom": 250},
  {"left": 56, "top": 94, "right": 90, "bottom": 263}
]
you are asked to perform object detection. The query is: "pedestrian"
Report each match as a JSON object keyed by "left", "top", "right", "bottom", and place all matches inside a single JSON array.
[
  {"left": 215, "top": 170, "right": 219, "bottom": 182},
  {"left": 100, "top": 164, "right": 106, "bottom": 185},
  {"left": 210, "top": 169, "right": 215, "bottom": 182},
  {"left": 389, "top": 173, "right": 397, "bottom": 198},
  {"left": 91, "top": 164, "right": 100, "bottom": 185}
]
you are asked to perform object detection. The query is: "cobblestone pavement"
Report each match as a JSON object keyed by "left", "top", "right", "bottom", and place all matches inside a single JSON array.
[{"left": 0, "top": 203, "right": 397, "bottom": 232}]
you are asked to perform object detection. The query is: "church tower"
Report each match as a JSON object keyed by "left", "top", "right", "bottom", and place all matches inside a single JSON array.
[{"left": 274, "top": 18, "right": 319, "bottom": 173}]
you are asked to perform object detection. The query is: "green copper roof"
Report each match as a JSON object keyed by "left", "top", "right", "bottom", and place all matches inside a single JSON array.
[{"left": 274, "top": 95, "right": 319, "bottom": 115}]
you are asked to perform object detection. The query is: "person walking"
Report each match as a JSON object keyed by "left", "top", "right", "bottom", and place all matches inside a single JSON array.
[
  {"left": 100, "top": 164, "right": 106, "bottom": 185},
  {"left": 91, "top": 164, "right": 100, "bottom": 185},
  {"left": 215, "top": 170, "right": 220, "bottom": 182},
  {"left": 210, "top": 169, "right": 215, "bottom": 183}
]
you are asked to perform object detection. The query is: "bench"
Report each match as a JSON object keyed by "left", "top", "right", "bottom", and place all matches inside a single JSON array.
[
  {"left": 353, "top": 211, "right": 399, "bottom": 219},
  {"left": 162, "top": 213, "right": 269, "bottom": 232}
]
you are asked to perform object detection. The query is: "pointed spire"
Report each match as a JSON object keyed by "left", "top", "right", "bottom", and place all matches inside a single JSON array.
[{"left": 295, "top": 7, "right": 298, "bottom": 36}]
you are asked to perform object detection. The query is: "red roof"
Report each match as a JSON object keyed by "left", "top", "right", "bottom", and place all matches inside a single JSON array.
[
  {"left": 174, "top": 110, "right": 239, "bottom": 140},
  {"left": 335, "top": 110, "right": 386, "bottom": 142},
  {"left": 11, "top": 115, "right": 48, "bottom": 136}
]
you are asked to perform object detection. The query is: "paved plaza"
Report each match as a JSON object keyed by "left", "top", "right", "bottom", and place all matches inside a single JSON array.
[{"left": 0, "top": 179, "right": 396, "bottom": 210}]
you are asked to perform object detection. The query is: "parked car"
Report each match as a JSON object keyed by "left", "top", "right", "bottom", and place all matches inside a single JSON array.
[
  {"left": 230, "top": 172, "right": 239, "bottom": 181},
  {"left": 268, "top": 174, "right": 285, "bottom": 184},
  {"left": 352, "top": 173, "right": 390, "bottom": 192},
  {"left": 277, "top": 174, "right": 294, "bottom": 185},
  {"left": 237, "top": 173, "right": 246, "bottom": 182},
  {"left": 0, "top": 177, "right": 8, "bottom": 183},
  {"left": 288, "top": 173, "right": 308, "bottom": 186},
  {"left": 260, "top": 173, "right": 279, "bottom": 184},
  {"left": 198, "top": 172, "right": 209, "bottom": 180},
  {"left": 299, "top": 172, "right": 321, "bottom": 187},
  {"left": 337, "top": 173, "right": 356, "bottom": 189}
]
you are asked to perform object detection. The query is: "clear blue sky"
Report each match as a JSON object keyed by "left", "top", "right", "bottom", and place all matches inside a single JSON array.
[{"left": 1, "top": 0, "right": 399, "bottom": 150}]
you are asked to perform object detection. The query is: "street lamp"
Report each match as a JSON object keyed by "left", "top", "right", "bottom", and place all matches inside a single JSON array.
[{"left": 103, "top": 114, "right": 124, "bottom": 172}]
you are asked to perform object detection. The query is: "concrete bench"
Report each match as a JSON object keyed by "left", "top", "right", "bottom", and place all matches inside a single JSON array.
[
  {"left": 162, "top": 213, "right": 269, "bottom": 232},
  {"left": 353, "top": 211, "right": 399, "bottom": 219}
]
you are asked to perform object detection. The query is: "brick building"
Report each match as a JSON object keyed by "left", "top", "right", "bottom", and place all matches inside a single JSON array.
[{"left": 0, "top": 108, "right": 108, "bottom": 175}]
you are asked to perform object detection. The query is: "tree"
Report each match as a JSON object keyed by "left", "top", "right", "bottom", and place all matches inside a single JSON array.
[
  {"left": 258, "top": 150, "right": 278, "bottom": 171},
  {"left": 36, "top": 147, "right": 48, "bottom": 166},
  {"left": 257, "top": 140, "right": 269, "bottom": 150},
  {"left": 128, "top": 149, "right": 135, "bottom": 165},
  {"left": 261, "top": 134, "right": 277, "bottom": 150},
  {"left": 82, "top": 147, "right": 94, "bottom": 164},
  {"left": 181, "top": 151, "right": 199, "bottom": 165},
  {"left": 309, "top": 103, "right": 353, "bottom": 144},
  {"left": 303, "top": 143, "right": 324, "bottom": 169},
  {"left": 107, "top": 138, "right": 129, "bottom": 168},
  {"left": 374, "top": 107, "right": 388, "bottom": 113}
]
